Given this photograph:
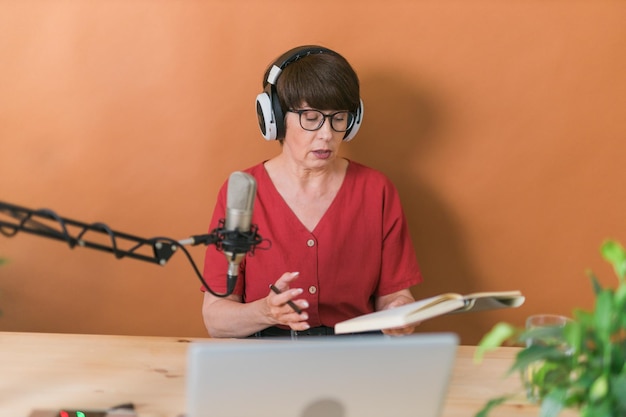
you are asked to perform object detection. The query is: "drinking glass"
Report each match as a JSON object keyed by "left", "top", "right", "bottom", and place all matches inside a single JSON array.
[{"left": 522, "top": 314, "right": 573, "bottom": 402}]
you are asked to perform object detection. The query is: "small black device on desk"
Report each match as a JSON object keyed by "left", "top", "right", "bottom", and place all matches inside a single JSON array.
[{"left": 28, "top": 403, "right": 136, "bottom": 417}]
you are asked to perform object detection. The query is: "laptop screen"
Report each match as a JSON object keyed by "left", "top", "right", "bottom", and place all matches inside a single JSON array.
[{"left": 186, "top": 333, "right": 458, "bottom": 417}]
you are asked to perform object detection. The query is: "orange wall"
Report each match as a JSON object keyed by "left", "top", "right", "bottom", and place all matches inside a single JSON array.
[{"left": 1, "top": 1, "right": 625, "bottom": 344}]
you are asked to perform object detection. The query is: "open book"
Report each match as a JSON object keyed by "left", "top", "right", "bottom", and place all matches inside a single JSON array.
[{"left": 334, "top": 290, "right": 525, "bottom": 334}]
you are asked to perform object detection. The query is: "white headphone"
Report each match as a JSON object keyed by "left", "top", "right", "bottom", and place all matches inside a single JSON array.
[{"left": 255, "top": 45, "right": 364, "bottom": 142}]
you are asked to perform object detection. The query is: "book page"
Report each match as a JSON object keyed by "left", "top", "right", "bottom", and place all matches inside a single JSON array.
[
  {"left": 454, "top": 290, "right": 525, "bottom": 313},
  {"left": 462, "top": 290, "right": 523, "bottom": 300}
]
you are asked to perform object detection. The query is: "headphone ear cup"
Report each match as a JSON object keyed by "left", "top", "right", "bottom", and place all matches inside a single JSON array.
[
  {"left": 256, "top": 92, "right": 277, "bottom": 141},
  {"left": 343, "top": 99, "right": 364, "bottom": 142},
  {"left": 270, "top": 86, "right": 286, "bottom": 140}
]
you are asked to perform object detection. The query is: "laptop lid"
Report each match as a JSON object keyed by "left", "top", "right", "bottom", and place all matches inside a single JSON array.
[{"left": 186, "top": 333, "right": 458, "bottom": 417}]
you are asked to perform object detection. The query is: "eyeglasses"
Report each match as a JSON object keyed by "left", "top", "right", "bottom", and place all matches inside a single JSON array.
[{"left": 288, "top": 109, "right": 356, "bottom": 133}]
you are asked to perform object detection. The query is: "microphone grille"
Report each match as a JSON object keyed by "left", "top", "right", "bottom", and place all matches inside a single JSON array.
[{"left": 227, "top": 171, "right": 257, "bottom": 211}]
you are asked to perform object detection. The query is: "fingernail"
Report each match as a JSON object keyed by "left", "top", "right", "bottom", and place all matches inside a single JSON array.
[{"left": 291, "top": 272, "right": 300, "bottom": 277}]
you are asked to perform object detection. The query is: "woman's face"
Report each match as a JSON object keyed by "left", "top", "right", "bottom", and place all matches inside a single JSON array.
[{"left": 282, "top": 104, "right": 346, "bottom": 170}]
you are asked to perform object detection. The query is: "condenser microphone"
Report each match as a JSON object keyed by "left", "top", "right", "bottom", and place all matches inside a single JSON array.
[{"left": 222, "top": 171, "right": 257, "bottom": 294}]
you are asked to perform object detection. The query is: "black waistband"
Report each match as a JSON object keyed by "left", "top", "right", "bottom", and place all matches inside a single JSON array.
[
  {"left": 249, "top": 326, "right": 383, "bottom": 338},
  {"left": 251, "top": 326, "right": 335, "bottom": 338}
]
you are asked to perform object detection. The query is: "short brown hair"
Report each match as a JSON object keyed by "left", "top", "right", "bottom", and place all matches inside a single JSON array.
[{"left": 268, "top": 50, "right": 360, "bottom": 115}]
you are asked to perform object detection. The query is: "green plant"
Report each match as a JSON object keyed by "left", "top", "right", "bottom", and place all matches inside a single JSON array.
[{"left": 474, "top": 239, "right": 626, "bottom": 417}]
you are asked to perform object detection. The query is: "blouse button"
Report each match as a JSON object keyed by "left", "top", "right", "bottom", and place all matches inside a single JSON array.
[
  {"left": 308, "top": 286, "right": 317, "bottom": 294},
  {"left": 306, "top": 239, "right": 315, "bottom": 247}
]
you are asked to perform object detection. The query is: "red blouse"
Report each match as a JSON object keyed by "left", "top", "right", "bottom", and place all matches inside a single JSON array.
[{"left": 202, "top": 160, "right": 422, "bottom": 327}]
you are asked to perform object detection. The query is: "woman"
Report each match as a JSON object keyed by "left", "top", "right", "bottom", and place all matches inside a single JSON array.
[{"left": 202, "top": 45, "right": 422, "bottom": 338}]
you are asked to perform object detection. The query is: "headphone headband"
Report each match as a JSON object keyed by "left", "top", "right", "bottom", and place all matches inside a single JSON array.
[
  {"left": 256, "top": 45, "right": 364, "bottom": 142},
  {"left": 265, "top": 46, "right": 335, "bottom": 86}
]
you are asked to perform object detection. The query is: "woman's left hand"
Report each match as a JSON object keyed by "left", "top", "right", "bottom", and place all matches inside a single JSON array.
[{"left": 376, "top": 289, "right": 419, "bottom": 336}]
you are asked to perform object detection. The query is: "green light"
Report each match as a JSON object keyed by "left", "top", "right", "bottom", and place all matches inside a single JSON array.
[{"left": 76, "top": 412, "right": 86, "bottom": 417}]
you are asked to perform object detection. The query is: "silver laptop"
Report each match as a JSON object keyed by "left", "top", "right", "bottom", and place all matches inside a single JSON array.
[{"left": 186, "top": 333, "right": 458, "bottom": 417}]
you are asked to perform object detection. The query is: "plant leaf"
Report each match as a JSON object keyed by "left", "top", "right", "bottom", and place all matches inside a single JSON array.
[
  {"left": 580, "top": 400, "right": 614, "bottom": 417},
  {"left": 614, "top": 281, "right": 626, "bottom": 312},
  {"left": 593, "top": 289, "right": 613, "bottom": 342},
  {"left": 612, "top": 373, "right": 626, "bottom": 412},
  {"left": 540, "top": 388, "right": 567, "bottom": 417},
  {"left": 473, "top": 395, "right": 512, "bottom": 417},
  {"left": 509, "top": 345, "right": 568, "bottom": 374},
  {"left": 562, "top": 321, "right": 582, "bottom": 355},
  {"left": 601, "top": 239, "right": 626, "bottom": 281},
  {"left": 474, "top": 322, "right": 517, "bottom": 363},
  {"left": 587, "top": 270, "right": 603, "bottom": 295},
  {"left": 589, "top": 375, "right": 609, "bottom": 402}
]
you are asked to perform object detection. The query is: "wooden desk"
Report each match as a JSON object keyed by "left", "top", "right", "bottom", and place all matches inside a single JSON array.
[{"left": 0, "top": 332, "right": 573, "bottom": 417}]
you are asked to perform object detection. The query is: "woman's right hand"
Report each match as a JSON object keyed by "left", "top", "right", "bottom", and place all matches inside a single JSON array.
[{"left": 266, "top": 271, "right": 310, "bottom": 331}]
